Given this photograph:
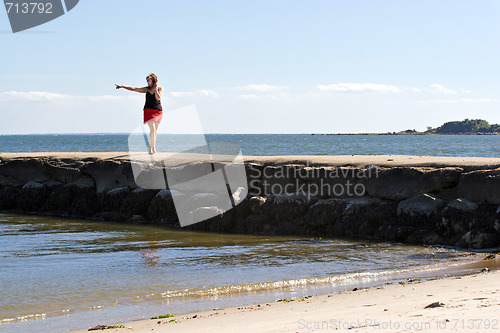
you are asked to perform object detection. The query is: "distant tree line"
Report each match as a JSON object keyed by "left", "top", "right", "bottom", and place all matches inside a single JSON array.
[
  {"left": 426, "top": 118, "right": 500, "bottom": 134},
  {"left": 397, "top": 118, "right": 500, "bottom": 134}
]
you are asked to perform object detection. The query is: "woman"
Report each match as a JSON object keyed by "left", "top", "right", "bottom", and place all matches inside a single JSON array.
[{"left": 115, "top": 73, "right": 163, "bottom": 154}]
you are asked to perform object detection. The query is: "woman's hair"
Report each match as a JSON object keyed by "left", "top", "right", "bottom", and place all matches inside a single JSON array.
[{"left": 146, "top": 73, "right": 158, "bottom": 85}]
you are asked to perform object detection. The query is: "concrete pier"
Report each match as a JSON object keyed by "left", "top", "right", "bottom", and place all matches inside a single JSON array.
[{"left": 1, "top": 152, "right": 500, "bottom": 249}]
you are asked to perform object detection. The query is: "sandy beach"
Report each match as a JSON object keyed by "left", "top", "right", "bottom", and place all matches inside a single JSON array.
[{"left": 69, "top": 257, "right": 500, "bottom": 333}]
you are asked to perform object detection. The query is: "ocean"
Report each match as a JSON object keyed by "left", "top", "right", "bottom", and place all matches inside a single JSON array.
[{"left": 0, "top": 133, "right": 499, "bottom": 157}]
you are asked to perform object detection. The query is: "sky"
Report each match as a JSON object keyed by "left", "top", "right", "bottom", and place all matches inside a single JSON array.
[{"left": 1, "top": 0, "right": 499, "bottom": 134}]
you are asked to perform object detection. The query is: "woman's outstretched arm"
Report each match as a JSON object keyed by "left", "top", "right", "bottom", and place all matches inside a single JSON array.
[{"left": 115, "top": 84, "right": 147, "bottom": 93}]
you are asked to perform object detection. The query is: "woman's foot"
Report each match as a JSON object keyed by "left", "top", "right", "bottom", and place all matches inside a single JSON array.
[
  {"left": 152, "top": 148, "right": 157, "bottom": 154},
  {"left": 148, "top": 147, "right": 153, "bottom": 154}
]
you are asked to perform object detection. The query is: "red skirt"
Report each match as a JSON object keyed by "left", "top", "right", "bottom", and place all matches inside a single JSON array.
[{"left": 143, "top": 108, "right": 163, "bottom": 124}]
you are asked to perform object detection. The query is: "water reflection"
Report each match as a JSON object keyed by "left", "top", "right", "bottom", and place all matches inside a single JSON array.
[{"left": 141, "top": 241, "right": 161, "bottom": 267}]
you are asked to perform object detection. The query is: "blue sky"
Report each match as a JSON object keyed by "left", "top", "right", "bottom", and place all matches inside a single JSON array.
[{"left": 1, "top": 0, "right": 499, "bottom": 134}]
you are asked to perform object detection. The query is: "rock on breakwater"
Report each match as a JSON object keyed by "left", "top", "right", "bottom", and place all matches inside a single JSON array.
[{"left": 1, "top": 152, "right": 500, "bottom": 249}]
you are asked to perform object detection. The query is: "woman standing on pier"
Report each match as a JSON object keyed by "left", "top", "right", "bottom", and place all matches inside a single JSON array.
[{"left": 115, "top": 73, "right": 163, "bottom": 154}]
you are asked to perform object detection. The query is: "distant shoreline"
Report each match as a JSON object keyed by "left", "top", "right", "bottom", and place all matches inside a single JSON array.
[
  {"left": 1, "top": 132, "right": 500, "bottom": 136},
  {"left": 311, "top": 132, "right": 500, "bottom": 135}
]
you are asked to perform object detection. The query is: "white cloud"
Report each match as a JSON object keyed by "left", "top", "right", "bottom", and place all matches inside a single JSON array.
[
  {"left": 316, "top": 83, "right": 401, "bottom": 93},
  {"left": 416, "top": 98, "right": 498, "bottom": 104},
  {"left": 236, "top": 92, "right": 292, "bottom": 101},
  {"left": 233, "top": 84, "right": 289, "bottom": 92},
  {"left": 428, "top": 84, "right": 456, "bottom": 95},
  {"left": 198, "top": 89, "right": 219, "bottom": 97},
  {"left": 0, "top": 89, "right": 219, "bottom": 104},
  {"left": 236, "top": 94, "right": 261, "bottom": 101},
  {"left": 169, "top": 89, "right": 219, "bottom": 98},
  {"left": 0, "top": 90, "right": 137, "bottom": 102},
  {"left": 0, "top": 90, "right": 70, "bottom": 101},
  {"left": 85, "top": 95, "right": 139, "bottom": 102},
  {"left": 235, "top": 90, "right": 349, "bottom": 102}
]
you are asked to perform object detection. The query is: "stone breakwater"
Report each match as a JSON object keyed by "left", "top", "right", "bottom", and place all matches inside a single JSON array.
[{"left": 1, "top": 153, "right": 500, "bottom": 249}]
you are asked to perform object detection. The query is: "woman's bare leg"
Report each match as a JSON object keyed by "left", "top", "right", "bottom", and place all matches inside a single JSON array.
[
  {"left": 152, "top": 120, "right": 160, "bottom": 153},
  {"left": 147, "top": 120, "right": 156, "bottom": 154}
]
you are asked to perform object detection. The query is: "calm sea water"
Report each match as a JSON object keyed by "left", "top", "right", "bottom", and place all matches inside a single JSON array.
[
  {"left": 0, "top": 134, "right": 499, "bottom": 157},
  {"left": 0, "top": 213, "right": 489, "bottom": 333}
]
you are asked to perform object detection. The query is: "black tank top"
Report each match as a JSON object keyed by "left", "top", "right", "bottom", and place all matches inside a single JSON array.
[{"left": 144, "top": 90, "right": 162, "bottom": 111}]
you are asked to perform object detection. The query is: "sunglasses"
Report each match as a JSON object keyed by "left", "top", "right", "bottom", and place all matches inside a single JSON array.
[{"left": 146, "top": 78, "right": 152, "bottom": 82}]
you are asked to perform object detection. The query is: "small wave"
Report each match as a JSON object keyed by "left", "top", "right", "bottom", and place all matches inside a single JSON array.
[
  {"left": 159, "top": 259, "right": 477, "bottom": 300},
  {"left": 1, "top": 313, "right": 46, "bottom": 324}
]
